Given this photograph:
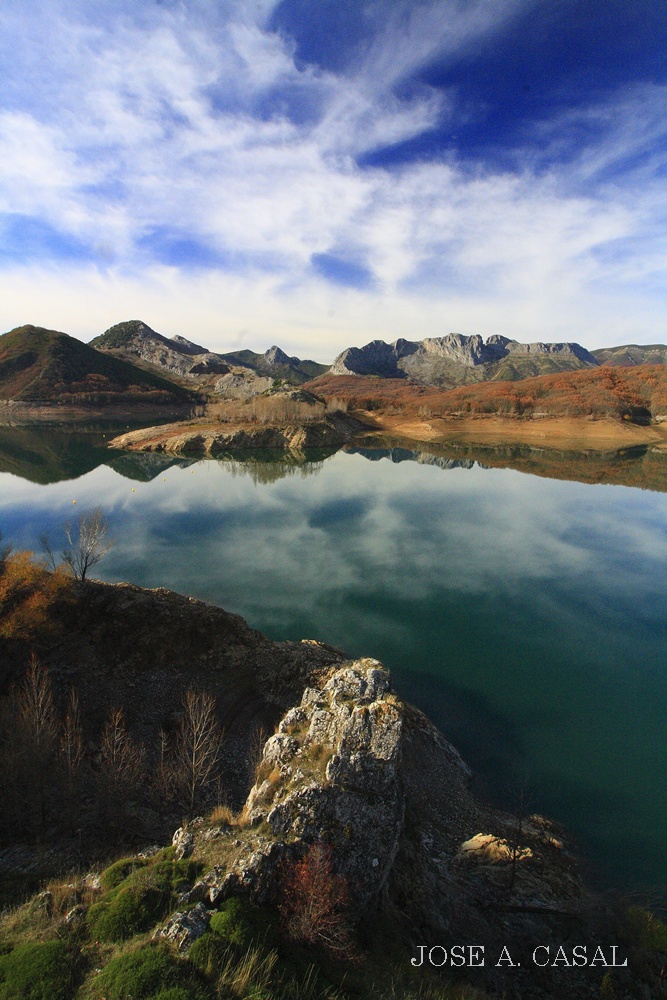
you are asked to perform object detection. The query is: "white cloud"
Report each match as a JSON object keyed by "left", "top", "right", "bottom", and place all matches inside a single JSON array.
[{"left": 0, "top": 1, "right": 664, "bottom": 353}]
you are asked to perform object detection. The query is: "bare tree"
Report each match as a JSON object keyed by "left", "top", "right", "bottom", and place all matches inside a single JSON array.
[
  {"left": 173, "top": 689, "right": 223, "bottom": 816},
  {"left": 97, "top": 707, "right": 145, "bottom": 838},
  {"left": 60, "top": 689, "right": 84, "bottom": 835},
  {"left": 153, "top": 728, "right": 177, "bottom": 814},
  {"left": 507, "top": 782, "right": 531, "bottom": 894},
  {"left": 15, "top": 656, "right": 60, "bottom": 837},
  {"left": 62, "top": 507, "right": 113, "bottom": 582}
]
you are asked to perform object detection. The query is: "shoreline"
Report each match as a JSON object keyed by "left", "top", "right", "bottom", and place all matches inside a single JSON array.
[
  {"left": 107, "top": 409, "right": 667, "bottom": 456},
  {"left": 358, "top": 411, "right": 667, "bottom": 451},
  {"left": 0, "top": 400, "right": 198, "bottom": 426}
]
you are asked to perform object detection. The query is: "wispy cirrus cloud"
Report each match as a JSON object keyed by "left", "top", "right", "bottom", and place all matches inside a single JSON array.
[{"left": 0, "top": 0, "right": 664, "bottom": 355}]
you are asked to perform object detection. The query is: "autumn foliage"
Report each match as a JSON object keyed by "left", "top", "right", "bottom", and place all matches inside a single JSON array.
[
  {"left": 0, "top": 550, "right": 71, "bottom": 641},
  {"left": 280, "top": 842, "right": 355, "bottom": 958},
  {"left": 305, "top": 364, "right": 667, "bottom": 423}
]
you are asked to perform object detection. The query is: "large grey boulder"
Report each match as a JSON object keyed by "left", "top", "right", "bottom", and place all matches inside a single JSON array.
[{"left": 197, "top": 659, "right": 405, "bottom": 911}]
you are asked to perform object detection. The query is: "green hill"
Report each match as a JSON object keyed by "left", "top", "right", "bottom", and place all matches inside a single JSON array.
[
  {"left": 0, "top": 326, "right": 198, "bottom": 405},
  {"left": 592, "top": 343, "right": 667, "bottom": 366}
]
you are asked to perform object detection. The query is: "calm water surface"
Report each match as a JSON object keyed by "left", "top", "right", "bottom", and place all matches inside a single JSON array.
[{"left": 1, "top": 431, "right": 666, "bottom": 901}]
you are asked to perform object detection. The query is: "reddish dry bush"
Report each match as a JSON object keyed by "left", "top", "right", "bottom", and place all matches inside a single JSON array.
[
  {"left": 0, "top": 552, "right": 71, "bottom": 641},
  {"left": 280, "top": 842, "right": 356, "bottom": 959},
  {"left": 305, "top": 365, "right": 667, "bottom": 423}
]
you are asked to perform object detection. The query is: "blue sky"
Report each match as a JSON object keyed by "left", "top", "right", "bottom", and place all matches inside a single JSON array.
[{"left": 0, "top": 0, "right": 665, "bottom": 360}]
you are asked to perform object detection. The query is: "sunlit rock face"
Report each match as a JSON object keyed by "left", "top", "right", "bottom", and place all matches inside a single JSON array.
[
  {"left": 329, "top": 333, "right": 599, "bottom": 384},
  {"left": 178, "top": 658, "right": 586, "bottom": 944},
  {"left": 92, "top": 320, "right": 232, "bottom": 380}
]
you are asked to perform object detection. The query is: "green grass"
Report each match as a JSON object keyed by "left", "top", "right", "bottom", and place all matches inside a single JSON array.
[
  {"left": 208, "top": 897, "right": 255, "bottom": 948},
  {"left": 99, "top": 856, "right": 149, "bottom": 891},
  {"left": 625, "top": 907, "right": 667, "bottom": 953},
  {"left": 85, "top": 942, "right": 210, "bottom": 1000},
  {"left": 88, "top": 859, "right": 202, "bottom": 943},
  {"left": 0, "top": 940, "right": 75, "bottom": 1000}
]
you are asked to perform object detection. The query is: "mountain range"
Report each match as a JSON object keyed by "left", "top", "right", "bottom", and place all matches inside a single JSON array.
[
  {"left": 1, "top": 320, "right": 666, "bottom": 408},
  {"left": 91, "top": 320, "right": 329, "bottom": 388},
  {"left": 329, "top": 332, "right": 600, "bottom": 386},
  {"left": 92, "top": 320, "right": 667, "bottom": 390}
]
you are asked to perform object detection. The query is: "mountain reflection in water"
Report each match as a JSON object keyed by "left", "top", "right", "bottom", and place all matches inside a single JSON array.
[{"left": 0, "top": 423, "right": 666, "bottom": 492}]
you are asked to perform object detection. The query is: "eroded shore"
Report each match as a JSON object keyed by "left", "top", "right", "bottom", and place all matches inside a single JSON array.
[
  {"left": 360, "top": 410, "right": 667, "bottom": 450},
  {"left": 108, "top": 408, "right": 667, "bottom": 457}
]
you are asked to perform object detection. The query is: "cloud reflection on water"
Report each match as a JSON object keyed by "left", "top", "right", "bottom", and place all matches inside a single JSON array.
[{"left": 1, "top": 448, "right": 666, "bottom": 895}]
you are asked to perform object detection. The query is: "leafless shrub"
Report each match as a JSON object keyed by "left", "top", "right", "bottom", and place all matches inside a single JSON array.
[
  {"left": 216, "top": 396, "right": 327, "bottom": 425},
  {"left": 60, "top": 689, "right": 84, "bottom": 834},
  {"left": 15, "top": 656, "right": 60, "bottom": 837},
  {"left": 61, "top": 507, "right": 113, "bottom": 582},
  {"left": 173, "top": 689, "right": 223, "bottom": 816},
  {"left": 97, "top": 707, "right": 145, "bottom": 836},
  {"left": 325, "top": 397, "right": 349, "bottom": 415},
  {"left": 154, "top": 727, "right": 177, "bottom": 807}
]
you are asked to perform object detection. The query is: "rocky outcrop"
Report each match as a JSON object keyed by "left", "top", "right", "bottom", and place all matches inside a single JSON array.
[
  {"left": 108, "top": 412, "right": 361, "bottom": 456},
  {"left": 154, "top": 902, "right": 211, "bottom": 950},
  {"left": 168, "top": 659, "right": 589, "bottom": 961},
  {"left": 213, "top": 372, "right": 275, "bottom": 399},
  {"left": 329, "top": 333, "right": 599, "bottom": 385},
  {"left": 170, "top": 661, "right": 404, "bottom": 913},
  {"left": 142, "top": 655, "right": 626, "bottom": 999},
  {"left": 329, "top": 339, "right": 411, "bottom": 378},
  {"left": 172, "top": 828, "right": 196, "bottom": 860}
]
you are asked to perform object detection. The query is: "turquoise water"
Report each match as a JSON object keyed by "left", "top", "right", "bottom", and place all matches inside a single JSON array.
[{"left": 1, "top": 436, "right": 666, "bottom": 901}]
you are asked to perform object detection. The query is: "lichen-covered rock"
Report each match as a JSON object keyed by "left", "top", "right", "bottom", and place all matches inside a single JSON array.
[
  {"left": 154, "top": 902, "right": 210, "bottom": 951},
  {"left": 187, "top": 659, "right": 405, "bottom": 912},
  {"left": 263, "top": 734, "right": 300, "bottom": 768},
  {"left": 277, "top": 707, "right": 307, "bottom": 734},
  {"left": 172, "top": 827, "right": 195, "bottom": 860},
  {"left": 177, "top": 656, "right": 591, "bottom": 1000},
  {"left": 457, "top": 832, "right": 533, "bottom": 864}
]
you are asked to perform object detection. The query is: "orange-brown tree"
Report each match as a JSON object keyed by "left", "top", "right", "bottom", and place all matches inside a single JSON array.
[{"left": 280, "top": 842, "right": 355, "bottom": 958}]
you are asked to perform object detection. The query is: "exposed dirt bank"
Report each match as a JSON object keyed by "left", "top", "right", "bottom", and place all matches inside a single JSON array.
[{"left": 361, "top": 411, "right": 667, "bottom": 451}]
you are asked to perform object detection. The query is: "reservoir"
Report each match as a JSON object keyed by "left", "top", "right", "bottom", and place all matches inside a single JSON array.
[{"left": 1, "top": 426, "right": 666, "bottom": 904}]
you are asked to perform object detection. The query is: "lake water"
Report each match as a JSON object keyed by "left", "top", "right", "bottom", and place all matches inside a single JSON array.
[{"left": 1, "top": 426, "right": 666, "bottom": 904}]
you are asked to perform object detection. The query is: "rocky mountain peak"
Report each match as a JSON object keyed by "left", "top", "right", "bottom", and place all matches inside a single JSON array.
[
  {"left": 170, "top": 334, "right": 208, "bottom": 356},
  {"left": 264, "top": 345, "right": 292, "bottom": 366},
  {"left": 328, "top": 333, "right": 599, "bottom": 384}
]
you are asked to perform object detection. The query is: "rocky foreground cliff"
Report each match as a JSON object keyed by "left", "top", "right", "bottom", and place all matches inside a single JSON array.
[
  {"left": 156, "top": 659, "right": 661, "bottom": 999},
  {"left": 1, "top": 574, "right": 666, "bottom": 999}
]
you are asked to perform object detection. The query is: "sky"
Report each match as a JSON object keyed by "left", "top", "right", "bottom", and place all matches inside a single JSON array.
[{"left": 0, "top": 0, "right": 665, "bottom": 361}]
